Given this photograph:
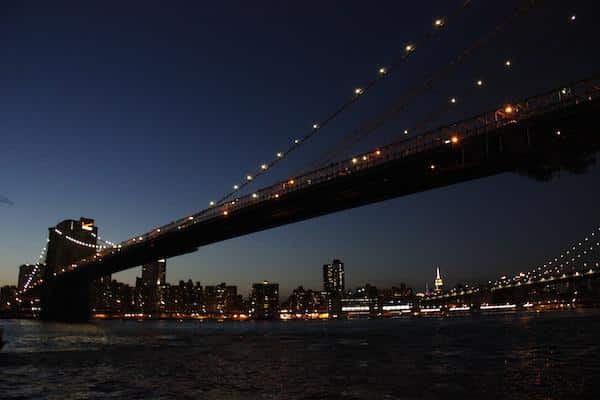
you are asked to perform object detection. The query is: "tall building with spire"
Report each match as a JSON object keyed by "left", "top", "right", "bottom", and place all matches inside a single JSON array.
[{"left": 434, "top": 267, "right": 444, "bottom": 294}]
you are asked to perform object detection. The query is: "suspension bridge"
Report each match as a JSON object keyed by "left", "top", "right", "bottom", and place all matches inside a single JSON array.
[
  {"left": 421, "top": 225, "right": 600, "bottom": 310},
  {"left": 16, "top": 2, "right": 600, "bottom": 321}
]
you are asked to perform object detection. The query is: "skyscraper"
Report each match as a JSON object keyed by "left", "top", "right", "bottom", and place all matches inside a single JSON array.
[
  {"left": 323, "top": 259, "right": 345, "bottom": 317},
  {"left": 140, "top": 259, "right": 167, "bottom": 316},
  {"left": 250, "top": 281, "right": 279, "bottom": 320},
  {"left": 323, "top": 259, "right": 345, "bottom": 294},
  {"left": 141, "top": 259, "right": 167, "bottom": 287},
  {"left": 434, "top": 267, "right": 444, "bottom": 294}
]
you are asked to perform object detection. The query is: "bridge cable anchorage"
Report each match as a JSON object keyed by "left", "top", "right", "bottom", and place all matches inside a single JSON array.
[
  {"left": 306, "top": 0, "right": 546, "bottom": 170},
  {"left": 494, "top": 226, "right": 600, "bottom": 288},
  {"left": 208, "top": 0, "right": 475, "bottom": 206}
]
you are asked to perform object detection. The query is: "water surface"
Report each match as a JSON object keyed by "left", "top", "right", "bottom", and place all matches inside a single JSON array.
[{"left": 2, "top": 310, "right": 600, "bottom": 399}]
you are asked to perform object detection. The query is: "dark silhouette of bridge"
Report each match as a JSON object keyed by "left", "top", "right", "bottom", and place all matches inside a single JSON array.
[{"left": 23, "top": 77, "right": 600, "bottom": 321}]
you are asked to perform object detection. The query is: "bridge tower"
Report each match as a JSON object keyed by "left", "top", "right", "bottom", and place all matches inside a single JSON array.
[{"left": 41, "top": 218, "right": 98, "bottom": 321}]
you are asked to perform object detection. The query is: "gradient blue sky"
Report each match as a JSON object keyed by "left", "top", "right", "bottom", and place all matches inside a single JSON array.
[{"left": 1, "top": 0, "right": 599, "bottom": 296}]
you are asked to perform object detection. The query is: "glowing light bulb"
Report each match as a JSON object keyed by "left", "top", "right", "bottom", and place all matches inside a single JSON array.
[
  {"left": 450, "top": 97, "right": 457, "bottom": 104},
  {"left": 277, "top": 152, "right": 283, "bottom": 158},
  {"left": 261, "top": 164, "right": 268, "bottom": 170},
  {"left": 312, "top": 123, "right": 319, "bottom": 129},
  {"left": 233, "top": 185, "right": 239, "bottom": 190},
  {"left": 434, "top": 18, "right": 444, "bottom": 27},
  {"left": 505, "top": 60, "right": 511, "bottom": 67},
  {"left": 476, "top": 79, "right": 483, "bottom": 86},
  {"left": 405, "top": 44, "right": 414, "bottom": 52},
  {"left": 352, "top": 158, "right": 358, "bottom": 164},
  {"left": 209, "top": 201, "right": 215, "bottom": 206},
  {"left": 354, "top": 88, "right": 364, "bottom": 95},
  {"left": 404, "top": 129, "right": 409, "bottom": 135},
  {"left": 378, "top": 67, "right": 387, "bottom": 75},
  {"left": 252, "top": 193, "right": 258, "bottom": 198},
  {"left": 246, "top": 175, "right": 253, "bottom": 181}
]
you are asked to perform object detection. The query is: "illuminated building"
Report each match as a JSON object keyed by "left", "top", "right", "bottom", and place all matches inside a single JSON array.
[
  {"left": 204, "top": 282, "right": 239, "bottom": 316},
  {"left": 323, "top": 259, "right": 345, "bottom": 317},
  {"left": 434, "top": 267, "right": 444, "bottom": 294},
  {"left": 286, "top": 286, "right": 326, "bottom": 316},
  {"left": 139, "top": 259, "right": 167, "bottom": 316},
  {"left": 250, "top": 281, "right": 279, "bottom": 320},
  {"left": 0, "top": 286, "right": 18, "bottom": 315},
  {"left": 142, "top": 259, "right": 166, "bottom": 287},
  {"left": 341, "top": 284, "right": 379, "bottom": 319},
  {"left": 91, "top": 275, "right": 113, "bottom": 315}
]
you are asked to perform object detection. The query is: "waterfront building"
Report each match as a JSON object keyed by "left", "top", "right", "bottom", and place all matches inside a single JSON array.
[
  {"left": 250, "top": 281, "right": 279, "bottom": 320},
  {"left": 0, "top": 286, "right": 18, "bottom": 314},
  {"left": 323, "top": 259, "right": 345, "bottom": 317},
  {"left": 137, "top": 259, "right": 167, "bottom": 317},
  {"left": 220, "top": 284, "right": 244, "bottom": 315},
  {"left": 171, "top": 279, "right": 204, "bottom": 315},
  {"left": 341, "top": 284, "right": 379, "bottom": 318},
  {"left": 91, "top": 275, "right": 113, "bottom": 315},
  {"left": 91, "top": 280, "right": 134, "bottom": 317},
  {"left": 285, "top": 286, "right": 327, "bottom": 317},
  {"left": 204, "top": 282, "right": 244, "bottom": 316}
]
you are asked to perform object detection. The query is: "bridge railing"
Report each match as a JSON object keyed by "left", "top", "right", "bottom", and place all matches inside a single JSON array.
[{"left": 97, "top": 77, "right": 600, "bottom": 258}]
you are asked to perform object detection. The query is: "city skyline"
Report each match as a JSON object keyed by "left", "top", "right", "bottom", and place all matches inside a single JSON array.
[{"left": 1, "top": 1, "right": 600, "bottom": 296}]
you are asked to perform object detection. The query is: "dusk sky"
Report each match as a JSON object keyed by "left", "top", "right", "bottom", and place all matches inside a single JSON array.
[{"left": 1, "top": 0, "right": 599, "bottom": 296}]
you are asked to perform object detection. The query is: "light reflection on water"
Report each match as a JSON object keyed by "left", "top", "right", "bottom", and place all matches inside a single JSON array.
[{"left": 2, "top": 310, "right": 600, "bottom": 399}]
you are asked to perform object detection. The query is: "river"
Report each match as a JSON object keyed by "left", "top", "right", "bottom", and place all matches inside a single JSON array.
[{"left": 1, "top": 310, "right": 600, "bottom": 399}]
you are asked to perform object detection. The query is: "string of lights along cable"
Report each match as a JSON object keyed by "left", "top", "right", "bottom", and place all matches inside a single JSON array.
[
  {"left": 210, "top": 0, "right": 476, "bottom": 206},
  {"left": 21, "top": 242, "right": 49, "bottom": 291},
  {"left": 304, "top": 0, "right": 553, "bottom": 172},
  {"left": 494, "top": 226, "right": 600, "bottom": 288}
]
